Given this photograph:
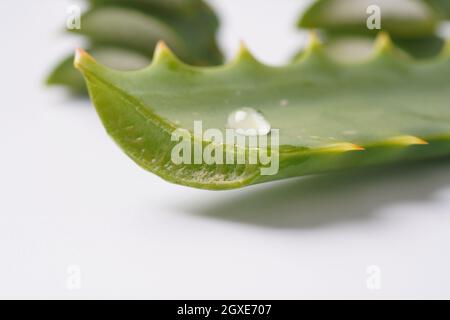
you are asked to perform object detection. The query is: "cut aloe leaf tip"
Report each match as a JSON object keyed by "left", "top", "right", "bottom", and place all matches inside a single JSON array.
[{"left": 75, "top": 33, "right": 450, "bottom": 190}]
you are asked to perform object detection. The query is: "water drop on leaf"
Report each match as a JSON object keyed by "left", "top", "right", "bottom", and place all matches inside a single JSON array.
[{"left": 226, "top": 107, "right": 271, "bottom": 136}]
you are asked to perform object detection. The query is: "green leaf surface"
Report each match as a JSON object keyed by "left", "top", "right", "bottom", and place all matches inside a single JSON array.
[
  {"left": 47, "top": 47, "right": 150, "bottom": 94},
  {"left": 299, "top": 0, "right": 439, "bottom": 38},
  {"left": 75, "top": 3, "right": 223, "bottom": 64},
  {"left": 47, "top": 0, "right": 222, "bottom": 93},
  {"left": 75, "top": 34, "right": 450, "bottom": 190},
  {"left": 394, "top": 35, "right": 445, "bottom": 59},
  {"left": 72, "top": 6, "right": 185, "bottom": 57},
  {"left": 293, "top": 33, "right": 445, "bottom": 62},
  {"left": 426, "top": 0, "right": 450, "bottom": 18},
  {"left": 90, "top": 0, "right": 212, "bottom": 16}
]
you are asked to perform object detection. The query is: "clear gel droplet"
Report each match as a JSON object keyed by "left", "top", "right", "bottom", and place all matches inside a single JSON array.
[{"left": 226, "top": 107, "right": 271, "bottom": 136}]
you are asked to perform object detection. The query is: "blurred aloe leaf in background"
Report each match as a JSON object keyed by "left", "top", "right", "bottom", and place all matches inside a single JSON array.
[
  {"left": 297, "top": 0, "right": 450, "bottom": 61},
  {"left": 47, "top": 0, "right": 223, "bottom": 94}
]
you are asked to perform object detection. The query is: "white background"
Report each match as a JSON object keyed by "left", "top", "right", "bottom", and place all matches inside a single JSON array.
[{"left": 1, "top": 0, "right": 450, "bottom": 299}]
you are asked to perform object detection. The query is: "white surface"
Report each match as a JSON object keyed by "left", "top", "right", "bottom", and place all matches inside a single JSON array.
[{"left": 1, "top": 0, "right": 450, "bottom": 299}]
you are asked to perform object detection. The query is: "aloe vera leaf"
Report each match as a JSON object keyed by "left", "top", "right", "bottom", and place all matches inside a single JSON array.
[
  {"left": 299, "top": 0, "right": 439, "bottom": 38},
  {"left": 90, "top": 0, "right": 207, "bottom": 14},
  {"left": 293, "top": 35, "right": 411, "bottom": 63},
  {"left": 72, "top": 6, "right": 185, "bottom": 57},
  {"left": 294, "top": 33, "right": 445, "bottom": 62},
  {"left": 82, "top": 2, "right": 223, "bottom": 65},
  {"left": 75, "top": 33, "right": 450, "bottom": 190},
  {"left": 47, "top": 55, "right": 87, "bottom": 95},
  {"left": 394, "top": 35, "right": 445, "bottom": 58},
  {"left": 88, "top": 0, "right": 220, "bottom": 38},
  {"left": 47, "top": 47, "right": 150, "bottom": 94},
  {"left": 426, "top": 0, "right": 450, "bottom": 18},
  {"left": 48, "top": 0, "right": 222, "bottom": 93},
  {"left": 297, "top": 0, "right": 446, "bottom": 59}
]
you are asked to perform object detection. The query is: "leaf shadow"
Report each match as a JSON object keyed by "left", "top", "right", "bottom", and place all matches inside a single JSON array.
[{"left": 186, "top": 159, "right": 450, "bottom": 229}]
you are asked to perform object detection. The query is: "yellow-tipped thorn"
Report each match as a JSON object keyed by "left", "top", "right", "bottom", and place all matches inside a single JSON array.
[
  {"left": 152, "top": 41, "right": 180, "bottom": 65},
  {"left": 74, "top": 48, "right": 94, "bottom": 69},
  {"left": 306, "top": 30, "right": 323, "bottom": 52},
  {"left": 324, "top": 142, "right": 366, "bottom": 153},
  {"left": 233, "top": 40, "right": 260, "bottom": 65},
  {"left": 294, "top": 30, "right": 326, "bottom": 63},
  {"left": 384, "top": 135, "right": 429, "bottom": 146},
  {"left": 373, "top": 31, "right": 394, "bottom": 55}
]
